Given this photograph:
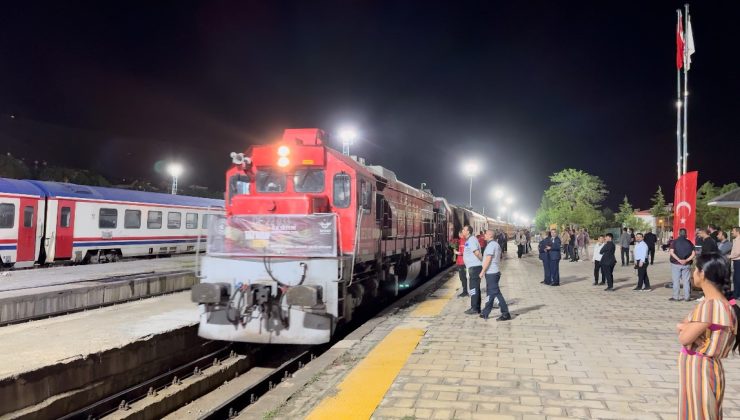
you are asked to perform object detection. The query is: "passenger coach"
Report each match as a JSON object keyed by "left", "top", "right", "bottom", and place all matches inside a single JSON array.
[{"left": 0, "top": 177, "right": 223, "bottom": 268}]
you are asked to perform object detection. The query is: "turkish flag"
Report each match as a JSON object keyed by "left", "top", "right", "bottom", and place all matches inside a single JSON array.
[
  {"left": 673, "top": 171, "right": 697, "bottom": 240},
  {"left": 676, "top": 11, "right": 684, "bottom": 69}
]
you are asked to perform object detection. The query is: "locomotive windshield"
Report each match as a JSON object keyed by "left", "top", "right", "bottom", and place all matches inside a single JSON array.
[
  {"left": 293, "top": 169, "right": 324, "bottom": 193},
  {"left": 256, "top": 170, "right": 286, "bottom": 193}
]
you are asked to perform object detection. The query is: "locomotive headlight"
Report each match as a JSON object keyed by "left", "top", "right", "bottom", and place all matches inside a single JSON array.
[
  {"left": 277, "top": 157, "right": 290, "bottom": 167},
  {"left": 277, "top": 145, "right": 290, "bottom": 157}
]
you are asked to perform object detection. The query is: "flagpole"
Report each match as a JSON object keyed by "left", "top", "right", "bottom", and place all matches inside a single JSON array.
[
  {"left": 682, "top": 3, "right": 690, "bottom": 175},
  {"left": 676, "top": 9, "right": 683, "bottom": 180}
]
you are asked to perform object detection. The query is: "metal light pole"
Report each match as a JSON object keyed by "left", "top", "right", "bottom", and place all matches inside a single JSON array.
[
  {"left": 168, "top": 163, "right": 183, "bottom": 195},
  {"left": 463, "top": 161, "right": 479, "bottom": 208}
]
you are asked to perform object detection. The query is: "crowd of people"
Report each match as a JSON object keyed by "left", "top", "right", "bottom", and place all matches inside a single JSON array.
[{"left": 451, "top": 221, "right": 740, "bottom": 418}]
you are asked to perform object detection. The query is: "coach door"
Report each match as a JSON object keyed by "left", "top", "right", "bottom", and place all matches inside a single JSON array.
[
  {"left": 54, "top": 200, "right": 75, "bottom": 259},
  {"left": 17, "top": 198, "right": 37, "bottom": 262}
]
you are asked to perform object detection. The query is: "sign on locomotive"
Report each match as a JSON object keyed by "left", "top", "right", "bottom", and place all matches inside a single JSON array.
[{"left": 192, "top": 128, "right": 515, "bottom": 344}]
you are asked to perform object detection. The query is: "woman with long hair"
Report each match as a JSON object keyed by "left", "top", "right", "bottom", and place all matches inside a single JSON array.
[{"left": 676, "top": 252, "right": 740, "bottom": 419}]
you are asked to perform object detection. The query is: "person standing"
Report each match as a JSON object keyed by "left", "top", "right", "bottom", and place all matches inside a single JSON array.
[
  {"left": 516, "top": 230, "right": 526, "bottom": 259},
  {"left": 707, "top": 224, "right": 719, "bottom": 242},
  {"left": 545, "top": 229, "right": 562, "bottom": 286},
  {"left": 730, "top": 227, "right": 740, "bottom": 300},
  {"left": 580, "top": 228, "right": 590, "bottom": 261},
  {"left": 669, "top": 228, "right": 696, "bottom": 302},
  {"left": 479, "top": 229, "right": 511, "bottom": 321},
  {"left": 600, "top": 233, "right": 617, "bottom": 291},
  {"left": 698, "top": 229, "right": 719, "bottom": 255},
  {"left": 718, "top": 230, "right": 732, "bottom": 257},
  {"left": 592, "top": 235, "right": 604, "bottom": 285},
  {"left": 561, "top": 229, "right": 571, "bottom": 261},
  {"left": 538, "top": 231, "right": 551, "bottom": 285},
  {"left": 619, "top": 228, "right": 631, "bottom": 266},
  {"left": 643, "top": 229, "right": 658, "bottom": 265},
  {"left": 676, "top": 253, "right": 739, "bottom": 420},
  {"left": 462, "top": 225, "right": 483, "bottom": 315},
  {"left": 453, "top": 231, "right": 469, "bottom": 298},
  {"left": 633, "top": 233, "right": 651, "bottom": 291}
]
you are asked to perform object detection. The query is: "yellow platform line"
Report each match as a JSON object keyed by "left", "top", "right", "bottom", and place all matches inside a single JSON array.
[
  {"left": 306, "top": 327, "right": 424, "bottom": 420},
  {"left": 410, "top": 298, "right": 449, "bottom": 317}
]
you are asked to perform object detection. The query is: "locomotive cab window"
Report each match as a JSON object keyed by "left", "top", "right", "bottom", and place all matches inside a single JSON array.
[
  {"left": 60, "top": 207, "right": 71, "bottom": 227},
  {"left": 256, "top": 170, "right": 286, "bottom": 193},
  {"left": 147, "top": 211, "right": 162, "bottom": 229},
  {"left": 360, "top": 180, "right": 372, "bottom": 212},
  {"left": 294, "top": 169, "right": 325, "bottom": 193},
  {"left": 167, "top": 212, "right": 182, "bottom": 229},
  {"left": 186, "top": 213, "right": 198, "bottom": 229},
  {"left": 0, "top": 203, "right": 14, "bottom": 228},
  {"left": 99, "top": 208, "right": 117, "bottom": 229},
  {"left": 124, "top": 210, "right": 141, "bottom": 229},
  {"left": 228, "top": 173, "right": 251, "bottom": 204},
  {"left": 333, "top": 173, "right": 351, "bottom": 208}
]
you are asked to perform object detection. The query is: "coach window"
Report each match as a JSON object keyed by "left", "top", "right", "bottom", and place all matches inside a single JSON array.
[
  {"left": 186, "top": 213, "right": 198, "bottom": 229},
  {"left": 147, "top": 211, "right": 162, "bottom": 229},
  {"left": 124, "top": 210, "right": 141, "bottom": 229},
  {"left": 294, "top": 169, "right": 324, "bottom": 193},
  {"left": 256, "top": 170, "right": 286, "bottom": 193},
  {"left": 168, "top": 212, "right": 182, "bottom": 229},
  {"left": 202, "top": 214, "right": 209, "bottom": 229},
  {"left": 0, "top": 203, "right": 14, "bottom": 228},
  {"left": 333, "top": 173, "right": 351, "bottom": 208},
  {"left": 99, "top": 208, "right": 117, "bottom": 229},
  {"left": 60, "top": 207, "right": 71, "bottom": 227}
]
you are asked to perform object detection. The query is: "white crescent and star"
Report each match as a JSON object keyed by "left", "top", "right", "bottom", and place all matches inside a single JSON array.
[{"left": 675, "top": 201, "right": 692, "bottom": 215}]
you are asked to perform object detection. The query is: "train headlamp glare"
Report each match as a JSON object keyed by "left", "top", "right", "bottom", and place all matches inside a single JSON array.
[
  {"left": 277, "top": 145, "right": 290, "bottom": 157},
  {"left": 277, "top": 157, "right": 290, "bottom": 168}
]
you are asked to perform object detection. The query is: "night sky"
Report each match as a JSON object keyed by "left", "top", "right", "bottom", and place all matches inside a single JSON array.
[{"left": 1, "top": 1, "right": 738, "bottom": 217}]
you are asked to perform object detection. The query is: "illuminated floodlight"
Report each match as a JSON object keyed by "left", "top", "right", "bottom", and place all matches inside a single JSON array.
[
  {"left": 277, "top": 157, "right": 290, "bottom": 168},
  {"left": 339, "top": 126, "right": 358, "bottom": 156},
  {"left": 462, "top": 160, "right": 479, "bottom": 177},
  {"left": 492, "top": 187, "right": 505, "bottom": 199},
  {"left": 277, "top": 145, "right": 290, "bottom": 157},
  {"left": 505, "top": 196, "right": 514, "bottom": 205}
]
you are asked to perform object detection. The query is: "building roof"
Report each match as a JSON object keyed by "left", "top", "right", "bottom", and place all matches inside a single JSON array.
[
  {"left": 708, "top": 187, "right": 740, "bottom": 208},
  {"left": 27, "top": 180, "right": 224, "bottom": 209},
  {"left": 0, "top": 178, "right": 44, "bottom": 197}
]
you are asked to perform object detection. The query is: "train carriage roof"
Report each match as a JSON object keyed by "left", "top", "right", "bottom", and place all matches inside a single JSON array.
[
  {"left": 0, "top": 178, "right": 45, "bottom": 197},
  {"left": 27, "top": 180, "right": 224, "bottom": 209}
]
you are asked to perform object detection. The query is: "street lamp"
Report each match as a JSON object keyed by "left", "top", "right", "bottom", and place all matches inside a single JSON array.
[
  {"left": 463, "top": 160, "right": 479, "bottom": 208},
  {"left": 167, "top": 163, "right": 183, "bottom": 195},
  {"left": 338, "top": 126, "right": 358, "bottom": 156}
]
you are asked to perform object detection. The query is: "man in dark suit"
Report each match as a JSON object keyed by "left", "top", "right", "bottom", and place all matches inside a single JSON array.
[
  {"left": 544, "top": 228, "right": 561, "bottom": 286},
  {"left": 600, "top": 233, "right": 617, "bottom": 291},
  {"left": 538, "top": 231, "right": 551, "bottom": 285},
  {"left": 643, "top": 229, "right": 658, "bottom": 265}
]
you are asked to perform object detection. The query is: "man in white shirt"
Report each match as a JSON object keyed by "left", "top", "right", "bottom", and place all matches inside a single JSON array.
[
  {"left": 592, "top": 235, "right": 605, "bottom": 286},
  {"left": 479, "top": 229, "right": 511, "bottom": 321},
  {"left": 462, "top": 225, "right": 483, "bottom": 315},
  {"left": 633, "top": 233, "right": 651, "bottom": 291}
]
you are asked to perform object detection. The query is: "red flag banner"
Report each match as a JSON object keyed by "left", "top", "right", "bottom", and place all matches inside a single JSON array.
[
  {"left": 676, "top": 11, "right": 684, "bottom": 69},
  {"left": 673, "top": 171, "right": 698, "bottom": 239}
]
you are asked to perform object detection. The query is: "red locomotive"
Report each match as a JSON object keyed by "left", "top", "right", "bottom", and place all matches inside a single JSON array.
[{"left": 192, "top": 128, "right": 515, "bottom": 344}]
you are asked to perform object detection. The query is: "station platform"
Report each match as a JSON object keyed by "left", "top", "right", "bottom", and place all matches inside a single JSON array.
[
  {"left": 257, "top": 250, "right": 740, "bottom": 420},
  {"left": 0, "top": 291, "right": 198, "bottom": 418},
  {"left": 0, "top": 255, "right": 197, "bottom": 324}
]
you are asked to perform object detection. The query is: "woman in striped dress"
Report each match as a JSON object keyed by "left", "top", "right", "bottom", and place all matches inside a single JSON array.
[{"left": 676, "top": 253, "right": 740, "bottom": 419}]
